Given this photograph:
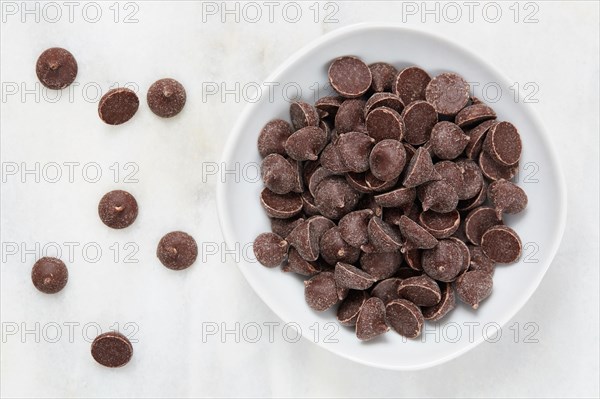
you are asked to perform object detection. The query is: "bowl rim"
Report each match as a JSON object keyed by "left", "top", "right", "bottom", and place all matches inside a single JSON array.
[{"left": 216, "top": 22, "right": 567, "bottom": 370}]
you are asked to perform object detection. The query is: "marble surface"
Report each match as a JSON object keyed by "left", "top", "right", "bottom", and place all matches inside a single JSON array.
[{"left": 1, "top": 1, "right": 598, "bottom": 398}]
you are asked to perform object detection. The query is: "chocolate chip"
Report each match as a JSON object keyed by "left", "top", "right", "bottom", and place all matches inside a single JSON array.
[
  {"left": 371, "top": 278, "right": 402, "bottom": 304},
  {"left": 335, "top": 262, "right": 377, "bottom": 290},
  {"left": 457, "top": 181, "right": 488, "bottom": 212},
  {"left": 369, "top": 62, "right": 398, "bottom": 92},
  {"left": 430, "top": 122, "right": 469, "bottom": 160},
  {"left": 464, "top": 206, "right": 502, "bottom": 245},
  {"left": 374, "top": 188, "right": 415, "bottom": 210},
  {"left": 456, "top": 158, "right": 484, "bottom": 200},
  {"left": 356, "top": 297, "right": 389, "bottom": 341},
  {"left": 258, "top": 119, "right": 294, "bottom": 158},
  {"left": 36, "top": 47, "right": 77, "bottom": 89},
  {"left": 260, "top": 188, "right": 303, "bottom": 219},
  {"left": 479, "top": 151, "right": 519, "bottom": 181},
  {"left": 337, "top": 132, "right": 375, "bottom": 173},
  {"left": 271, "top": 217, "right": 304, "bottom": 238},
  {"left": 31, "top": 257, "right": 68, "bottom": 294},
  {"left": 304, "top": 272, "right": 339, "bottom": 311},
  {"left": 399, "top": 215, "right": 438, "bottom": 250},
  {"left": 422, "top": 239, "right": 463, "bottom": 282},
  {"left": 385, "top": 299, "right": 424, "bottom": 339},
  {"left": 402, "top": 147, "right": 440, "bottom": 188},
  {"left": 320, "top": 143, "right": 350, "bottom": 174},
  {"left": 425, "top": 72, "right": 470, "bottom": 117},
  {"left": 147, "top": 78, "right": 186, "bottom": 118},
  {"left": 320, "top": 226, "right": 361, "bottom": 265},
  {"left": 403, "top": 248, "right": 423, "bottom": 271},
  {"left": 315, "top": 96, "right": 344, "bottom": 116},
  {"left": 252, "top": 232, "right": 289, "bottom": 267},
  {"left": 488, "top": 179, "right": 528, "bottom": 218},
  {"left": 91, "top": 332, "right": 133, "bottom": 368},
  {"left": 481, "top": 225, "right": 522, "bottom": 263},
  {"left": 335, "top": 99, "right": 366, "bottom": 133},
  {"left": 455, "top": 103, "right": 496, "bottom": 129},
  {"left": 328, "top": 56, "right": 372, "bottom": 98},
  {"left": 393, "top": 66, "right": 431, "bottom": 105},
  {"left": 282, "top": 247, "right": 320, "bottom": 276},
  {"left": 398, "top": 275, "right": 441, "bottom": 306},
  {"left": 364, "top": 92, "right": 405, "bottom": 116},
  {"left": 98, "top": 88, "right": 139, "bottom": 125},
  {"left": 285, "top": 126, "right": 327, "bottom": 161},
  {"left": 339, "top": 209, "right": 373, "bottom": 248},
  {"left": 367, "top": 217, "right": 402, "bottom": 252},
  {"left": 366, "top": 106, "right": 404, "bottom": 142},
  {"left": 483, "top": 121, "right": 522, "bottom": 166},
  {"left": 401, "top": 100, "right": 438, "bottom": 145},
  {"left": 290, "top": 101, "right": 319, "bottom": 130},
  {"left": 360, "top": 251, "right": 402, "bottom": 281},
  {"left": 468, "top": 245, "right": 495, "bottom": 274},
  {"left": 454, "top": 270, "right": 493, "bottom": 309},
  {"left": 465, "top": 120, "right": 497, "bottom": 160},
  {"left": 308, "top": 167, "right": 333, "bottom": 197},
  {"left": 337, "top": 290, "right": 369, "bottom": 326},
  {"left": 418, "top": 209, "right": 460, "bottom": 239},
  {"left": 448, "top": 236, "right": 471, "bottom": 273},
  {"left": 157, "top": 231, "right": 198, "bottom": 270},
  {"left": 261, "top": 154, "right": 300, "bottom": 194},
  {"left": 98, "top": 190, "right": 138, "bottom": 229},
  {"left": 422, "top": 282, "right": 455, "bottom": 321},
  {"left": 314, "top": 176, "right": 360, "bottom": 219},
  {"left": 418, "top": 180, "right": 459, "bottom": 213},
  {"left": 368, "top": 139, "right": 406, "bottom": 182},
  {"left": 434, "top": 161, "right": 465, "bottom": 196}
]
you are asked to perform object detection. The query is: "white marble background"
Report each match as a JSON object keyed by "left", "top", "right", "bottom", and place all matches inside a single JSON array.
[{"left": 1, "top": 1, "right": 598, "bottom": 398}]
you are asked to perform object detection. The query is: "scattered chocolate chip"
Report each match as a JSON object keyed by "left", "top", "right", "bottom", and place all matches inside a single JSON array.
[
  {"left": 401, "top": 100, "right": 438, "bottom": 145},
  {"left": 369, "top": 139, "right": 406, "bottom": 182},
  {"left": 468, "top": 245, "right": 495, "bottom": 274},
  {"left": 422, "top": 239, "right": 463, "bottom": 282},
  {"left": 356, "top": 297, "right": 389, "bottom": 341},
  {"left": 337, "top": 290, "right": 369, "bottom": 326},
  {"left": 418, "top": 209, "right": 460, "bottom": 239},
  {"left": 335, "top": 99, "right": 366, "bottom": 133},
  {"left": 320, "top": 226, "right": 361, "bottom": 265},
  {"left": 479, "top": 151, "right": 519, "bottom": 181},
  {"left": 314, "top": 176, "right": 360, "bottom": 220},
  {"left": 258, "top": 119, "right": 294, "bottom": 158},
  {"left": 261, "top": 154, "right": 300, "bottom": 194},
  {"left": 335, "top": 262, "right": 377, "bottom": 290},
  {"left": 399, "top": 215, "right": 438, "bottom": 250},
  {"left": 464, "top": 206, "right": 503, "bottom": 245},
  {"left": 418, "top": 180, "right": 459, "bottom": 213},
  {"left": 430, "top": 122, "right": 469, "bottom": 160},
  {"left": 282, "top": 247, "right": 320, "bottom": 276},
  {"left": 371, "top": 278, "right": 402, "bottom": 304},
  {"left": 425, "top": 72, "right": 470, "bottom": 116},
  {"left": 98, "top": 88, "right": 139, "bottom": 125},
  {"left": 488, "top": 179, "right": 528, "bottom": 218},
  {"left": 31, "top": 257, "right": 68, "bottom": 294},
  {"left": 36, "top": 47, "right": 77, "bottom": 89},
  {"left": 364, "top": 92, "right": 404, "bottom": 116},
  {"left": 455, "top": 103, "right": 496, "bottom": 129},
  {"left": 339, "top": 209, "right": 373, "bottom": 248},
  {"left": 98, "top": 190, "right": 138, "bottom": 229},
  {"left": 157, "top": 231, "right": 198, "bottom": 270},
  {"left": 320, "top": 143, "right": 350, "bottom": 174},
  {"left": 91, "top": 332, "right": 133, "bottom": 368},
  {"left": 305, "top": 272, "right": 339, "bottom": 311},
  {"left": 367, "top": 217, "right": 403, "bottom": 252},
  {"left": 285, "top": 126, "right": 327, "bottom": 161},
  {"left": 366, "top": 106, "right": 404, "bottom": 142},
  {"left": 337, "top": 132, "right": 375, "bottom": 173},
  {"left": 398, "top": 275, "right": 441, "bottom": 306},
  {"left": 483, "top": 121, "right": 522, "bottom": 166},
  {"left": 290, "top": 101, "right": 319, "bottom": 130},
  {"left": 369, "top": 62, "right": 397, "bottom": 92},
  {"left": 448, "top": 236, "right": 471, "bottom": 272},
  {"left": 147, "top": 78, "right": 186, "bottom": 118},
  {"left": 402, "top": 147, "right": 440, "bottom": 188},
  {"left": 455, "top": 158, "right": 484, "bottom": 200},
  {"left": 385, "top": 299, "right": 424, "bottom": 339},
  {"left": 253, "top": 232, "right": 289, "bottom": 268},
  {"left": 457, "top": 181, "right": 488, "bottom": 212},
  {"left": 422, "top": 282, "right": 455, "bottom": 321},
  {"left": 394, "top": 66, "right": 431, "bottom": 105},
  {"left": 360, "top": 251, "right": 402, "bottom": 281},
  {"left": 260, "top": 188, "right": 303, "bottom": 219},
  {"left": 454, "top": 270, "right": 493, "bottom": 309},
  {"left": 481, "top": 225, "right": 522, "bottom": 263},
  {"left": 328, "top": 56, "right": 372, "bottom": 98},
  {"left": 465, "top": 120, "right": 497, "bottom": 160}
]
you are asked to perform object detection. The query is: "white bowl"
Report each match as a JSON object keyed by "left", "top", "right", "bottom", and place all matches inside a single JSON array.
[{"left": 217, "top": 23, "right": 566, "bottom": 370}]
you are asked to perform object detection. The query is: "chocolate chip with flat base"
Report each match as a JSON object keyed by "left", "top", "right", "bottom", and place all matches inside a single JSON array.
[
  {"left": 488, "top": 179, "right": 528, "bottom": 219},
  {"left": 369, "top": 139, "right": 406, "bottom": 182},
  {"left": 483, "top": 121, "right": 522, "bottom": 166},
  {"left": 385, "top": 299, "right": 424, "bottom": 339},
  {"left": 328, "top": 56, "right": 372, "bottom": 98},
  {"left": 360, "top": 251, "right": 402, "bottom": 281},
  {"left": 455, "top": 103, "right": 496, "bottom": 129},
  {"left": 260, "top": 189, "right": 303, "bottom": 219},
  {"left": 464, "top": 206, "right": 502, "bottom": 245},
  {"left": 305, "top": 272, "right": 339, "bottom": 311},
  {"left": 430, "top": 122, "right": 469, "bottom": 160},
  {"left": 398, "top": 275, "right": 441, "bottom": 306},
  {"left": 401, "top": 100, "right": 438, "bottom": 145},
  {"left": 393, "top": 66, "right": 431, "bottom": 105},
  {"left": 422, "top": 282, "right": 455, "bottom": 321},
  {"left": 98, "top": 88, "right": 139, "bottom": 125},
  {"left": 422, "top": 239, "right": 463, "bottom": 282},
  {"left": 335, "top": 262, "right": 377, "bottom": 290},
  {"left": 356, "top": 297, "right": 389, "bottom": 341},
  {"left": 91, "top": 332, "right": 133, "bottom": 368},
  {"left": 454, "top": 270, "right": 493, "bottom": 309},
  {"left": 337, "top": 290, "right": 369, "bottom": 326},
  {"left": 425, "top": 72, "right": 470, "bottom": 117},
  {"left": 366, "top": 106, "right": 404, "bottom": 142},
  {"left": 418, "top": 209, "right": 460, "bottom": 239},
  {"left": 290, "top": 101, "right": 319, "bottom": 130},
  {"left": 258, "top": 119, "right": 293, "bottom": 158},
  {"left": 481, "top": 225, "right": 522, "bottom": 263}
]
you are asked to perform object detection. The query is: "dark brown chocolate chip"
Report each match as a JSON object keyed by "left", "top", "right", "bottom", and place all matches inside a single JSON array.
[
  {"left": 398, "top": 275, "right": 441, "bottom": 306},
  {"left": 335, "top": 262, "right": 377, "bottom": 290},
  {"left": 369, "top": 62, "right": 398, "bottom": 92},
  {"left": 399, "top": 215, "right": 438, "bottom": 250},
  {"left": 369, "top": 139, "right": 406, "bottom": 182},
  {"left": 258, "top": 119, "right": 294, "bottom": 158},
  {"left": 320, "top": 226, "right": 361, "bottom": 265},
  {"left": 335, "top": 99, "right": 366, "bottom": 134},
  {"left": 98, "top": 88, "right": 139, "bottom": 125},
  {"left": 356, "top": 297, "right": 389, "bottom": 341},
  {"left": 481, "top": 225, "right": 522, "bottom": 263},
  {"left": 147, "top": 78, "right": 186, "bottom": 118},
  {"left": 393, "top": 66, "right": 431, "bottom": 105},
  {"left": 364, "top": 92, "right": 404, "bottom": 116},
  {"left": 98, "top": 190, "right": 138, "bottom": 229},
  {"left": 366, "top": 106, "right": 404, "bottom": 142},
  {"left": 401, "top": 100, "right": 438, "bottom": 145},
  {"left": 422, "top": 239, "right": 463, "bottom": 282},
  {"left": 457, "top": 181, "right": 488, "bottom": 212},
  {"left": 448, "top": 236, "right": 471, "bottom": 273},
  {"left": 284, "top": 126, "right": 327, "bottom": 161},
  {"left": 464, "top": 206, "right": 502, "bottom": 245},
  {"left": 468, "top": 245, "right": 495, "bottom": 274},
  {"left": 290, "top": 101, "right": 319, "bottom": 130},
  {"left": 454, "top": 270, "right": 493, "bottom": 309},
  {"left": 419, "top": 209, "right": 460, "bottom": 239},
  {"left": 455, "top": 103, "right": 496, "bottom": 129},
  {"left": 260, "top": 188, "right": 303, "bottom": 219},
  {"left": 314, "top": 176, "right": 360, "bottom": 219},
  {"left": 456, "top": 158, "right": 484, "bottom": 200},
  {"left": 320, "top": 143, "right": 350, "bottom": 174},
  {"left": 271, "top": 217, "right": 304, "bottom": 238},
  {"left": 434, "top": 161, "right": 465, "bottom": 196},
  {"left": 308, "top": 167, "right": 333, "bottom": 197},
  {"left": 337, "top": 132, "right": 375, "bottom": 173},
  {"left": 304, "top": 272, "right": 339, "bottom": 311},
  {"left": 374, "top": 187, "right": 415, "bottom": 209},
  {"left": 31, "top": 257, "right": 68, "bottom": 294},
  {"left": 402, "top": 147, "right": 440, "bottom": 188},
  {"left": 261, "top": 154, "right": 300, "bottom": 194},
  {"left": 286, "top": 220, "right": 318, "bottom": 261},
  {"left": 422, "top": 282, "right": 456, "bottom": 321},
  {"left": 91, "top": 332, "right": 133, "bottom": 368},
  {"left": 367, "top": 217, "right": 402, "bottom": 252},
  {"left": 479, "top": 151, "right": 519, "bottom": 181},
  {"left": 418, "top": 180, "right": 459, "bottom": 213},
  {"left": 157, "top": 231, "right": 198, "bottom": 270},
  {"left": 403, "top": 249, "right": 423, "bottom": 271},
  {"left": 385, "top": 299, "right": 424, "bottom": 339},
  {"left": 328, "top": 56, "right": 372, "bottom": 98},
  {"left": 360, "top": 251, "right": 402, "bottom": 281},
  {"left": 465, "top": 120, "right": 497, "bottom": 160},
  {"left": 430, "top": 122, "right": 469, "bottom": 160},
  {"left": 488, "top": 179, "right": 528, "bottom": 219},
  {"left": 339, "top": 209, "right": 373, "bottom": 248},
  {"left": 36, "top": 47, "right": 77, "bottom": 89},
  {"left": 425, "top": 72, "right": 470, "bottom": 117},
  {"left": 483, "top": 121, "right": 522, "bottom": 166},
  {"left": 282, "top": 247, "right": 319, "bottom": 276},
  {"left": 337, "top": 290, "right": 369, "bottom": 326},
  {"left": 315, "top": 96, "right": 344, "bottom": 116},
  {"left": 253, "top": 232, "right": 289, "bottom": 268},
  {"left": 371, "top": 278, "right": 402, "bottom": 304}
]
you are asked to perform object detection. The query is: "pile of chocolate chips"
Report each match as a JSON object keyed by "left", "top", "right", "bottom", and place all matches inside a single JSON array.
[{"left": 254, "top": 56, "right": 527, "bottom": 341}]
